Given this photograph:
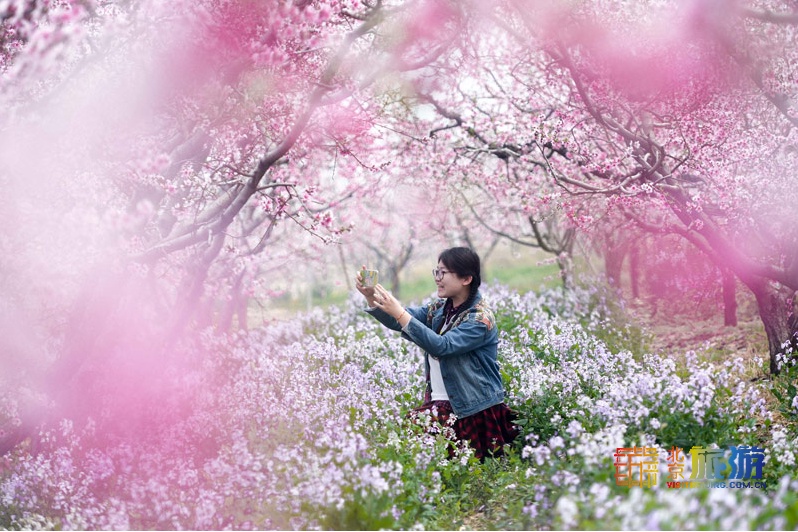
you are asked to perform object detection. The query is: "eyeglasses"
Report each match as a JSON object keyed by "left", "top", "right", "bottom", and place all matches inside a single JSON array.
[{"left": 432, "top": 268, "right": 453, "bottom": 281}]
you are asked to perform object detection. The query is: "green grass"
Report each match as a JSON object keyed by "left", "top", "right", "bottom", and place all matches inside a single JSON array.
[{"left": 484, "top": 260, "right": 561, "bottom": 294}]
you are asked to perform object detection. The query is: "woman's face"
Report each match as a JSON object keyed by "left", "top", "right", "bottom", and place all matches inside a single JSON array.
[{"left": 435, "top": 261, "right": 471, "bottom": 301}]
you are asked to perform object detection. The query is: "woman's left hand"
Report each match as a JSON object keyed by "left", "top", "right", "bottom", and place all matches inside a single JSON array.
[{"left": 372, "top": 284, "right": 404, "bottom": 320}]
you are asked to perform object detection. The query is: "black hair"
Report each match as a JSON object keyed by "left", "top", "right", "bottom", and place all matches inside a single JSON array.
[{"left": 438, "top": 246, "right": 482, "bottom": 308}]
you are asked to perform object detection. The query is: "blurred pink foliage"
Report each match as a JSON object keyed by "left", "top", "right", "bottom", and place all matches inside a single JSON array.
[{"left": 2, "top": 0, "right": 798, "bottom": 526}]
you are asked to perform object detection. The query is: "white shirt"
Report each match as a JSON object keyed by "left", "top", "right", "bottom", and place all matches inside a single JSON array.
[
  {"left": 429, "top": 356, "right": 449, "bottom": 401},
  {"left": 429, "top": 312, "right": 458, "bottom": 401}
]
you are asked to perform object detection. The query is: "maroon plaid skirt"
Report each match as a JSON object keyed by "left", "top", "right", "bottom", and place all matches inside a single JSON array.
[{"left": 409, "top": 400, "right": 520, "bottom": 460}]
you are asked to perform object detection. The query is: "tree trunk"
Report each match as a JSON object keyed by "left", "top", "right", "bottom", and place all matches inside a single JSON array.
[
  {"left": 629, "top": 244, "right": 641, "bottom": 299},
  {"left": 219, "top": 270, "right": 246, "bottom": 333},
  {"left": 387, "top": 266, "right": 401, "bottom": 296},
  {"left": 603, "top": 239, "right": 628, "bottom": 291},
  {"left": 557, "top": 252, "right": 574, "bottom": 291},
  {"left": 722, "top": 268, "right": 738, "bottom": 327},
  {"left": 748, "top": 279, "right": 796, "bottom": 375},
  {"left": 236, "top": 295, "right": 248, "bottom": 331}
]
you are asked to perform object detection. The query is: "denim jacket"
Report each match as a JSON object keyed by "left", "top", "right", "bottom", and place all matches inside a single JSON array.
[{"left": 366, "top": 292, "right": 504, "bottom": 417}]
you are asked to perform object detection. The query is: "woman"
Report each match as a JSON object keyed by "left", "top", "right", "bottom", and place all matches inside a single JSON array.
[{"left": 356, "top": 247, "right": 518, "bottom": 459}]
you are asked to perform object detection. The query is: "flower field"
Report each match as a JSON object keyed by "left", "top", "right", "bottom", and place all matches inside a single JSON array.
[{"left": 2, "top": 284, "right": 798, "bottom": 530}]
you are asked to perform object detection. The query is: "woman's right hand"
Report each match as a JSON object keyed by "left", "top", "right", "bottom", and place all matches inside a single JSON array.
[{"left": 355, "top": 268, "right": 377, "bottom": 306}]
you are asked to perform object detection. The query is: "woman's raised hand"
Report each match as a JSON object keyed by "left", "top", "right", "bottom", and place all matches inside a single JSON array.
[
  {"left": 355, "top": 268, "right": 377, "bottom": 306},
  {"left": 372, "top": 284, "right": 404, "bottom": 320}
]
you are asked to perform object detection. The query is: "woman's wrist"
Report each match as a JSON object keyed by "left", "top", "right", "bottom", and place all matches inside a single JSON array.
[{"left": 396, "top": 309, "right": 409, "bottom": 326}]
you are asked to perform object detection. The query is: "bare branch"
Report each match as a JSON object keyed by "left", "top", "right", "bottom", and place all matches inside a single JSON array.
[
  {"left": 455, "top": 189, "right": 540, "bottom": 248},
  {"left": 742, "top": 8, "right": 798, "bottom": 24}
]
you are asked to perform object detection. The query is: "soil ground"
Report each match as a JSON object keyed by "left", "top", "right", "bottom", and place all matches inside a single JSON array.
[{"left": 624, "top": 289, "right": 771, "bottom": 379}]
